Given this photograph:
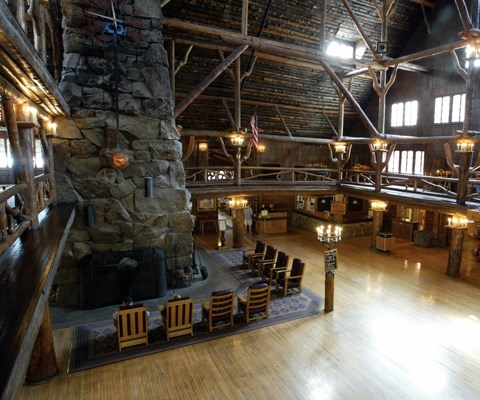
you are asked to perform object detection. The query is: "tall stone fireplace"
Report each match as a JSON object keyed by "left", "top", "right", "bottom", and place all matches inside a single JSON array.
[{"left": 53, "top": 0, "right": 193, "bottom": 307}]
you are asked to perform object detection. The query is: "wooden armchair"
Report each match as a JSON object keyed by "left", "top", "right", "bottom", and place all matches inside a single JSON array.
[
  {"left": 201, "top": 290, "right": 235, "bottom": 331},
  {"left": 158, "top": 297, "right": 194, "bottom": 341},
  {"left": 237, "top": 283, "right": 270, "bottom": 323},
  {"left": 263, "top": 250, "right": 290, "bottom": 286},
  {"left": 254, "top": 245, "right": 277, "bottom": 277},
  {"left": 116, "top": 304, "right": 149, "bottom": 351},
  {"left": 243, "top": 239, "right": 266, "bottom": 269},
  {"left": 275, "top": 258, "right": 306, "bottom": 296}
]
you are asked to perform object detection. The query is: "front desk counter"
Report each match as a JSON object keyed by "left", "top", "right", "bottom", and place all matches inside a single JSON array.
[{"left": 256, "top": 212, "right": 288, "bottom": 234}]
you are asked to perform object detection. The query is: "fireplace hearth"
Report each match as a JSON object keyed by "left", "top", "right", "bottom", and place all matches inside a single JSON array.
[{"left": 79, "top": 247, "right": 168, "bottom": 309}]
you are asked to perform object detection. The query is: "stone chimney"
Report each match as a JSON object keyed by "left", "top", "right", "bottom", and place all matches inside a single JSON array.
[{"left": 53, "top": 0, "right": 193, "bottom": 306}]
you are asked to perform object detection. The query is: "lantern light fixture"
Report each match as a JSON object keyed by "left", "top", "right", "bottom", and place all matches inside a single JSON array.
[
  {"left": 456, "top": 139, "right": 475, "bottom": 153},
  {"left": 334, "top": 142, "right": 347, "bottom": 153},
  {"left": 198, "top": 142, "right": 208, "bottom": 152},
  {"left": 372, "top": 140, "right": 388, "bottom": 151},
  {"left": 447, "top": 214, "right": 469, "bottom": 228},
  {"left": 231, "top": 135, "right": 245, "bottom": 147},
  {"left": 317, "top": 224, "right": 342, "bottom": 249},
  {"left": 370, "top": 200, "right": 388, "bottom": 212},
  {"left": 257, "top": 144, "right": 266, "bottom": 153}
]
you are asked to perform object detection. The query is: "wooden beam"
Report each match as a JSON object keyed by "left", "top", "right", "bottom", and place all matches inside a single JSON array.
[
  {"left": 454, "top": 0, "right": 473, "bottom": 32},
  {"left": 0, "top": 1, "right": 70, "bottom": 116},
  {"left": 318, "top": 59, "right": 381, "bottom": 138},
  {"left": 384, "top": 40, "right": 468, "bottom": 67},
  {"left": 241, "top": 0, "right": 248, "bottom": 36},
  {"left": 175, "top": 92, "right": 356, "bottom": 115},
  {"left": 274, "top": 105, "right": 292, "bottom": 137},
  {"left": 340, "top": 0, "right": 379, "bottom": 61},
  {"left": 174, "top": 44, "right": 249, "bottom": 119},
  {"left": 410, "top": 0, "right": 433, "bottom": 7}
]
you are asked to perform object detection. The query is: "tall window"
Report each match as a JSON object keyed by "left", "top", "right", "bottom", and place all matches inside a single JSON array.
[
  {"left": 434, "top": 94, "right": 465, "bottom": 123},
  {"left": 388, "top": 150, "right": 424, "bottom": 175},
  {"left": 0, "top": 139, "right": 43, "bottom": 169},
  {"left": 391, "top": 101, "right": 418, "bottom": 127}
]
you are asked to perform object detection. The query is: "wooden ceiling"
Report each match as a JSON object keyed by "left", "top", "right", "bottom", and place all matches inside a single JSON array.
[{"left": 162, "top": 0, "right": 437, "bottom": 139}]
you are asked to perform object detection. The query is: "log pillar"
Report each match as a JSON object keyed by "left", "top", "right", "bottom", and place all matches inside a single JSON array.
[
  {"left": 371, "top": 210, "right": 384, "bottom": 248},
  {"left": 446, "top": 226, "right": 466, "bottom": 277},
  {"left": 232, "top": 206, "right": 246, "bottom": 248},
  {"left": 25, "top": 306, "right": 59, "bottom": 384},
  {"left": 456, "top": 152, "right": 470, "bottom": 205},
  {"left": 325, "top": 270, "right": 334, "bottom": 313}
]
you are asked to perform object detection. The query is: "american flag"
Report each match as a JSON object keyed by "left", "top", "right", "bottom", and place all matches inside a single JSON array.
[{"left": 250, "top": 111, "right": 259, "bottom": 149}]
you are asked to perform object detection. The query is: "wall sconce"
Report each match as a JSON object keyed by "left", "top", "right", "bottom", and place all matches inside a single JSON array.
[
  {"left": 257, "top": 144, "right": 266, "bottom": 153},
  {"left": 334, "top": 143, "right": 347, "bottom": 153},
  {"left": 145, "top": 176, "right": 154, "bottom": 198},
  {"left": 48, "top": 122, "right": 57, "bottom": 136},
  {"left": 86, "top": 205, "right": 95, "bottom": 227},
  {"left": 28, "top": 106, "right": 38, "bottom": 123},
  {"left": 456, "top": 139, "right": 474, "bottom": 153},
  {"left": 447, "top": 214, "right": 468, "bottom": 228},
  {"left": 370, "top": 200, "right": 387, "bottom": 212},
  {"left": 231, "top": 135, "right": 245, "bottom": 147},
  {"left": 198, "top": 142, "right": 208, "bottom": 152},
  {"left": 372, "top": 140, "right": 388, "bottom": 151}
]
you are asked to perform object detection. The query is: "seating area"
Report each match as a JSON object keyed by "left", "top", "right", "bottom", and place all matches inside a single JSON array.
[{"left": 110, "top": 240, "right": 306, "bottom": 348}]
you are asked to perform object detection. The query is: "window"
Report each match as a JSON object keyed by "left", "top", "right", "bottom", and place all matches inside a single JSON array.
[
  {"left": 434, "top": 94, "right": 465, "bottom": 124},
  {"left": 326, "top": 41, "right": 355, "bottom": 59},
  {"left": 388, "top": 150, "right": 424, "bottom": 175},
  {"left": 33, "top": 139, "right": 44, "bottom": 169},
  {"left": 391, "top": 101, "right": 418, "bottom": 127},
  {"left": 0, "top": 138, "right": 12, "bottom": 168}
]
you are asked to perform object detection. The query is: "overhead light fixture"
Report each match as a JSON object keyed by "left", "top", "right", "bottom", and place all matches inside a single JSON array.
[
  {"left": 199, "top": 142, "right": 208, "bottom": 152},
  {"left": 317, "top": 224, "right": 342, "bottom": 249}
]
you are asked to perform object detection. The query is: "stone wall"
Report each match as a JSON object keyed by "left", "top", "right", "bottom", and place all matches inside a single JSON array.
[
  {"left": 54, "top": 0, "right": 192, "bottom": 307},
  {"left": 290, "top": 212, "right": 373, "bottom": 238}
]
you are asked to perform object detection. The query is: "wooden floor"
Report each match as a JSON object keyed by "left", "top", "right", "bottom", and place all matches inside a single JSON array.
[{"left": 17, "top": 227, "right": 480, "bottom": 400}]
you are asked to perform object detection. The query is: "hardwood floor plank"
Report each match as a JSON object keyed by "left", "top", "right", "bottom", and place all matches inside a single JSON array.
[{"left": 17, "top": 227, "right": 480, "bottom": 399}]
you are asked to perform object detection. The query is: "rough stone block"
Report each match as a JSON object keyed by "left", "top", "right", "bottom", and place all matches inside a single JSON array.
[{"left": 56, "top": 117, "right": 83, "bottom": 139}]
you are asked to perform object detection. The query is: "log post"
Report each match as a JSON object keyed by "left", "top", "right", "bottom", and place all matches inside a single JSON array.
[
  {"left": 371, "top": 209, "right": 384, "bottom": 248},
  {"left": 324, "top": 271, "right": 334, "bottom": 313},
  {"left": 232, "top": 206, "right": 246, "bottom": 248},
  {"left": 38, "top": 119, "right": 58, "bottom": 205},
  {"left": 456, "top": 152, "right": 470, "bottom": 205},
  {"left": 25, "top": 305, "right": 59, "bottom": 384},
  {"left": 446, "top": 226, "right": 466, "bottom": 277},
  {"left": 16, "top": 103, "right": 39, "bottom": 228}
]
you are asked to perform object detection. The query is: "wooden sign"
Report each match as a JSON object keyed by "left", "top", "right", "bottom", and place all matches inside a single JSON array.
[
  {"left": 331, "top": 202, "right": 347, "bottom": 215},
  {"left": 324, "top": 249, "right": 337, "bottom": 271}
]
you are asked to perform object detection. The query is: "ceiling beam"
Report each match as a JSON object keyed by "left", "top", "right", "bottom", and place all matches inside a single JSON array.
[{"left": 410, "top": 0, "right": 433, "bottom": 8}]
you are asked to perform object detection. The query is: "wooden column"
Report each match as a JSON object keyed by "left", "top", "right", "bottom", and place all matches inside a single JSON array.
[
  {"left": 446, "top": 227, "right": 466, "bottom": 277},
  {"left": 325, "top": 271, "right": 334, "bottom": 313},
  {"left": 38, "top": 120, "right": 57, "bottom": 205},
  {"left": 16, "top": 103, "right": 39, "bottom": 228},
  {"left": 371, "top": 210, "right": 384, "bottom": 248},
  {"left": 232, "top": 206, "right": 246, "bottom": 248},
  {"left": 457, "top": 151, "right": 471, "bottom": 205},
  {"left": 25, "top": 306, "right": 59, "bottom": 384}
]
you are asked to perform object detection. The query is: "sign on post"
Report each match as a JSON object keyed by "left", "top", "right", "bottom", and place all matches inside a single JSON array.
[{"left": 324, "top": 249, "right": 337, "bottom": 271}]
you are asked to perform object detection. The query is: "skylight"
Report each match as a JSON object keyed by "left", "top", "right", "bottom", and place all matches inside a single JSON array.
[{"left": 326, "top": 41, "right": 354, "bottom": 59}]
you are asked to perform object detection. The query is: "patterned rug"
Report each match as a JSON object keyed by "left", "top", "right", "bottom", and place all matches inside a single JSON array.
[{"left": 68, "top": 250, "right": 322, "bottom": 373}]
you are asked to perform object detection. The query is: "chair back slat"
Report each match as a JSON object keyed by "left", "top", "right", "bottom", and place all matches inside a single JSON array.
[{"left": 117, "top": 305, "right": 149, "bottom": 350}]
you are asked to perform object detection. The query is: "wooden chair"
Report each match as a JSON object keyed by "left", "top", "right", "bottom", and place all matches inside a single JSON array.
[
  {"left": 254, "top": 245, "right": 277, "bottom": 277},
  {"left": 158, "top": 297, "right": 194, "bottom": 341},
  {"left": 275, "top": 258, "right": 306, "bottom": 296},
  {"left": 243, "top": 239, "right": 266, "bottom": 269},
  {"left": 201, "top": 290, "right": 235, "bottom": 331},
  {"left": 263, "top": 250, "right": 290, "bottom": 286},
  {"left": 237, "top": 283, "right": 270, "bottom": 323},
  {"left": 116, "top": 304, "right": 149, "bottom": 351}
]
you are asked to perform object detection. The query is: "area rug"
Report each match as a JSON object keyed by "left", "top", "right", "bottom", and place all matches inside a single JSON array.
[{"left": 68, "top": 250, "right": 322, "bottom": 373}]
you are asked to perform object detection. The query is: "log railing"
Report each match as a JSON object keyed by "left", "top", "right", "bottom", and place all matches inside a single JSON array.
[
  {"left": 185, "top": 165, "right": 480, "bottom": 204},
  {"left": 34, "top": 173, "right": 53, "bottom": 211},
  {"left": 0, "top": 182, "right": 30, "bottom": 254}
]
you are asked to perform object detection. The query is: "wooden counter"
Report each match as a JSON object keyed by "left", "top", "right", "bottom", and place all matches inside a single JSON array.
[{"left": 256, "top": 212, "right": 288, "bottom": 234}]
